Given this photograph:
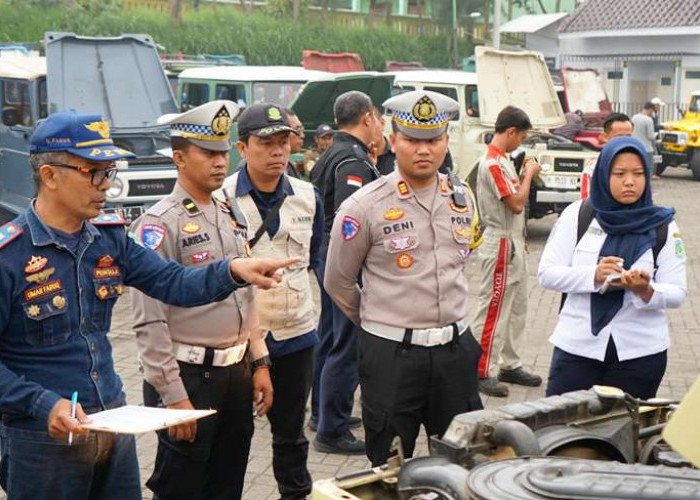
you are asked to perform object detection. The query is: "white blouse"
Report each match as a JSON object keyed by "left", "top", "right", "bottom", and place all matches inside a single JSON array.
[{"left": 538, "top": 200, "right": 688, "bottom": 362}]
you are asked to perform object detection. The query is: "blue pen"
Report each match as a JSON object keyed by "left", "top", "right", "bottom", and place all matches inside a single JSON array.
[{"left": 68, "top": 391, "right": 78, "bottom": 446}]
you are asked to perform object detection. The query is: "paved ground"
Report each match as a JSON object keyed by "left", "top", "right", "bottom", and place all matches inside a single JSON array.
[{"left": 3, "top": 168, "right": 700, "bottom": 499}]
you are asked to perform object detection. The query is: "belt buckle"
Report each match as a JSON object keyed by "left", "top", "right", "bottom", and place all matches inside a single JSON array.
[
  {"left": 186, "top": 346, "right": 202, "bottom": 364},
  {"left": 426, "top": 328, "right": 443, "bottom": 346}
]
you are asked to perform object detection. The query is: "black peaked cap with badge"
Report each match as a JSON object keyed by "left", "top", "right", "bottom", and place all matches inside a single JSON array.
[
  {"left": 315, "top": 124, "right": 334, "bottom": 137},
  {"left": 158, "top": 100, "right": 240, "bottom": 152},
  {"left": 383, "top": 90, "right": 459, "bottom": 140},
  {"left": 237, "top": 103, "right": 294, "bottom": 139}
]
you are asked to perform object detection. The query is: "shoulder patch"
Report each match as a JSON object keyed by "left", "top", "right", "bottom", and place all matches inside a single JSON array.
[
  {"left": 90, "top": 212, "right": 126, "bottom": 226},
  {"left": 140, "top": 224, "right": 167, "bottom": 250},
  {"left": 0, "top": 222, "right": 22, "bottom": 249}
]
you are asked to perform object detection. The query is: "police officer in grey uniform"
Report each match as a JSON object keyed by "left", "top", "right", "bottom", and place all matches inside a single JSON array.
[
  {"left": 324, "top": 90, "right": 484, "bottom": 466},
  {"left": 131, "top": 100, "right": 273, "bottom": 500}
]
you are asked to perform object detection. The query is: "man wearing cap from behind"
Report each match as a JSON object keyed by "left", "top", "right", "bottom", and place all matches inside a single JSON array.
[
  {"left": 218, "top": 103, "right": 324, "bottom": 499},
  {"left": 131, "top": 100, "right": 275, "bottom": 499},
  {"left": 0, "top": 108, "right": 294, "bottom": 499},
  {"left": 324, "top": 90, "right": 484, "bottom": 465},
  {"left": 303, "top": 123, "right": 334, "bottom": 176}
]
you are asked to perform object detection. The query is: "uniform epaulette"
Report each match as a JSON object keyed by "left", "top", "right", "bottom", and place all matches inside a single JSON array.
[
  {"left": 0, "top": 222, "right": 22, "bottom": 250},
  {"left": 148, "top": 197, "right": 179, "bottom": 218},
  {"left": 89, "top": 212, "right": 126, "bottom": 226}
]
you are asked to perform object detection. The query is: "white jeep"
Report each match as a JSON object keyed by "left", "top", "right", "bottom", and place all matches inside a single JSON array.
[{"left": 390, "top": 47, "right": 598, "bottom": 219}]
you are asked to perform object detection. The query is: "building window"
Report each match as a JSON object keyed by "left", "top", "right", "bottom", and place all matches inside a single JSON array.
[
  {"left": 661, "top": 77, "right": 672, "bottom": 86},
  {"left": 686, "top": 71, "right": 700, "bottom": 79},
  {"left": 425, "top": 86, "right": 460, "bottom": 119},
  {"left": 607, "top": 71, "right": 623, "bottom": 80}
]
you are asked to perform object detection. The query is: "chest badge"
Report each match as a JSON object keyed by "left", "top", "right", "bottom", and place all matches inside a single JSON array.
[
  {"left": 52, "top": 295, "right": 67, "bottom": 310},
  {"left": 97, "top": 285, "right": 110, "bottom": 300},
  {"left": 26, "top": 304, "right": 41, "bottom": 318},
  {"left": 389, "top": 236, "right": 414, "bottom": 252},
  {"left": 383, "top": 208, "right": 405, "bottom": 221},
  {"left": 191, "top": 251, "right": 211, "bottom": 264},
  {"left": 24, "top": 256, "right": 48, "bottom": 274},
  {"left": 454, "top": 227, "right": 472, "bottom": 241},
  {"left": 182, "top": 222, "right": 200, "bottom": 234},
  {"left": 25, "top": 266, "right": 55, "bottom": 284},
  {"left": 449, "top": 202, "right": 469, "bottom": 214},
  {"left": 397, "top": 252, "right": 414, "bottom": 269},
  {"left": 97, "top": 254, "right": 114, "bottom": 267}
]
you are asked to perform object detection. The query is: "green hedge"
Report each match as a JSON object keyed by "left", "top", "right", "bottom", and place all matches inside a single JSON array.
[{"left": 0, "top": 0, "right": 472, "bottom": 70}]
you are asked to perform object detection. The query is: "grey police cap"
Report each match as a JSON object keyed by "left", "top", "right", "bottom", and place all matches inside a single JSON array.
[{"left": 383, "top": 90, "right": 459, "bottom": 140}]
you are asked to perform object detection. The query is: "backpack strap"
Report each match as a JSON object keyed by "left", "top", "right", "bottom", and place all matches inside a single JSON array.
[
  {"left": 560, "top": 199, "right": 595, "bottom": 311},
  {"left": 651, "top": 222, "right": 669, "bottom": 277}
]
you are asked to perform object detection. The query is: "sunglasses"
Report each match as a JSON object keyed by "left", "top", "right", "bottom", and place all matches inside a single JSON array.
[{"left": 48, "top": 163, "right": 118, "bottom": 187}]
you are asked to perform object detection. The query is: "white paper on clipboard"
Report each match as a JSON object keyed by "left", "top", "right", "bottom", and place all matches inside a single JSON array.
[{"left": 80, "top": 405, "right": 217, "bottom": 434}]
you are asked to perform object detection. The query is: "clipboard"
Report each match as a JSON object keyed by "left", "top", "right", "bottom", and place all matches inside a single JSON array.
[{"left": 80, "top": 405, "right": 217, "bottom": 435}]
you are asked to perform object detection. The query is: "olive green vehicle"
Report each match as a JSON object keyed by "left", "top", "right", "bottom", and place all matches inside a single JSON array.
[{"left": 659, "top": 91, "right": 700, "bottom": 180}]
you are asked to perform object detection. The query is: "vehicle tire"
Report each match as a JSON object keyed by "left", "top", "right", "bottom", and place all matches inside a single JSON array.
[
  {"left": 691, "top": 153, "right": 700, "bottom": 181},
  {"left": 656, "top": 161, "right": 668, "bottom": 176}
]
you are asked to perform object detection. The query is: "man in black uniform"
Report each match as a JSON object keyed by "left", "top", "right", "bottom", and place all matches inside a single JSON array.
[{"left": 309, "top": 91, "right": 383, "bottom": 454}]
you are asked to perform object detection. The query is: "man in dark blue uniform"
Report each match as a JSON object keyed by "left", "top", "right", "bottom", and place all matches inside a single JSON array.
[
  {"left": 309, "top": 91, "right": 383, "bottom": 454},
  {"left": 0, "top": 110, "right": 295, "bottom": 499}
]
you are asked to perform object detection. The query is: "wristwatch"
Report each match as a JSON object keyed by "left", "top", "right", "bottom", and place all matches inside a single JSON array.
[{"left": 251, "top": 355, "right": 272, "bottom": 371}]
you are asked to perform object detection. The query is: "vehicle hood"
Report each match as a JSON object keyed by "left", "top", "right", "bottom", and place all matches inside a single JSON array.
[
  {"left": 560, "top": 66, "right": 612, "bottom": 117},
  {"left": 475, "top": 46, "right": 565, "bottom": 129},
  {"left": 663, "top": 114, "right": 700, "bottom": 132},
  {"left": 290, "top": 72, "right": 394, "bottom": 131},
  {"left": 45, "top": 32, "right": 178, "bottom": 129}
]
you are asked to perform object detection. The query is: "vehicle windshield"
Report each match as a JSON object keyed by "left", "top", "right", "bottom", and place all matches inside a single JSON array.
[
  {"left": 252, "top": 82, "right": 305, "bottom": 107},
  {"left": 689, "top": 95, "right": 700, "bottom": 113}
]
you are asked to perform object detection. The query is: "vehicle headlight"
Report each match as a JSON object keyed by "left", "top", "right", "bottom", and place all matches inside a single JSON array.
[
  {"left": 106, "top": 177, "right": 124, "bottom": 199},
  {"left": 538, "top": 155, "right": 553, "bottom": 174}
]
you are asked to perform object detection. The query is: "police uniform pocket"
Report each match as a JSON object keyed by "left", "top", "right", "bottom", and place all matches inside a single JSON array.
[{"left": 22, "top": 291, "right": 70, "bottom": 347}]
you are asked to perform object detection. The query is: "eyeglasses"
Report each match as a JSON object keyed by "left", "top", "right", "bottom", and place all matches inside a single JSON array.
[
  {"left": 291, "top": 126, "right": 305, "bottom": 137},
  {"left": 48, "top": 163, "right": 118, "bottom": 186}
]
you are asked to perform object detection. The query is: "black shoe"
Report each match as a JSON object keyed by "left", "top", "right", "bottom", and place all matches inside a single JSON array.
[
  {"left": 313, "top": 431, "right": 365, "bottom": 455},
  {"left": 308, "top": 415, "right": 361, "bottom": 432},
  {"left": 479, "top": 376, "right": 509, "bottom": 397},
  {"left": 498, "top": 367, "right": 542, "bottom": 387}
]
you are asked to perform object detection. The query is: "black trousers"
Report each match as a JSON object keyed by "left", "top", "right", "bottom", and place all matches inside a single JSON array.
[
  {"left": 267, "top": 346, "right": 314, "bottom": 500},
  {"left": 143, "top": 360, "right": 253, "bottom": 500},
  {"left": 546, "top": 338, "right": 667, "bottom": 400},
  {"left": 358, "top": 329, "right": 484, "bottom": 466}
]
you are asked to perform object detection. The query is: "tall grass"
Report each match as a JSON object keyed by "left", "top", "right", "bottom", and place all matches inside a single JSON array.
[{"left": 0, "top": 0, "right": 472, "bottom": 69}]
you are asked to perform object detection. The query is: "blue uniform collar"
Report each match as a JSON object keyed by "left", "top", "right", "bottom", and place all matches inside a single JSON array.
[
  {"left": 236, "top": 162, "right": 295, "bottom": 200},
  {"left": 26, "top": 200, "right": 100, "bottom": 247}
]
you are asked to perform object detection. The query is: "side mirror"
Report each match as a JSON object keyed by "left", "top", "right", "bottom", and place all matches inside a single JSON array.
[{"left": 2, "top": 108, "right": 20, "bottom": 127}]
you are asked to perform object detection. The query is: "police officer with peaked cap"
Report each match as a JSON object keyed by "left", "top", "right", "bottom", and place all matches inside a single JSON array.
[
  {"left": 0, "top": 109, "right": 293, "bottom": 499},
  {"left": 324, "top": 90, "right": 485, "bottom": 466},
  {"left": 131, "top": 100, "right": 275, "bottom": 499}
]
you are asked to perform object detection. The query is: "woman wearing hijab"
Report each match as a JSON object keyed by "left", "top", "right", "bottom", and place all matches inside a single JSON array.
[{"left": 538, "top": 136, "right": 687, "bottom": 399}]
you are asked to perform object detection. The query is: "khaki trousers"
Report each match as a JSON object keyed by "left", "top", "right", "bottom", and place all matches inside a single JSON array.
[{"left": 470, "top": 236, "right": 527, "bottom": 378}]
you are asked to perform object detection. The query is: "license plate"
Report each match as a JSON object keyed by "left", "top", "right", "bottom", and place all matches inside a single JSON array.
[
  {"left": 119, "top": 206, "right": 145, "bottom": 224},
  {"left": 544, "top": 175, "right": 579, "bottom": 190}
]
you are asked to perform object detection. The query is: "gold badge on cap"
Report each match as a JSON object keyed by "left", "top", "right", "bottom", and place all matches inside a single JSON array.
[
  {"left": 267, "top": 107, "right": 283, "bottom": 122},
  {"left": 412, "top": 96, "right": 437, "bottom": 122},
  {"left": 85, "top": 121, "right": 111, "bottom": 139},
  {"left": 211, "top": 106, "right": 232, "bottom": 136}
]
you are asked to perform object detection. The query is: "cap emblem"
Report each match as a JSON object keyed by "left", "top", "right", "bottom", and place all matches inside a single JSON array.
[
  {"left": 85, "top": 121, "right": 111, "bottom": 139},
  {"left": 211, "top": 106, "right": 232, "bottom": 136},
  {"left": 267, "top": 107, "right": 283, "bottom": 122},
  {"left": 412, "top": 96, "right": 437, "bottom": 122}
]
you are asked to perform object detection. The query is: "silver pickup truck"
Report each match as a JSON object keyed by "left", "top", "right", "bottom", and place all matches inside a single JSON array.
[{"left": 0, "top": 32, "right": 178, "bottom": 223}]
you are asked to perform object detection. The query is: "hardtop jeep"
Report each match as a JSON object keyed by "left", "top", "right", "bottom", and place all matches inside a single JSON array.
[
  {"left": 659, "top": 91, "right": 700, "bottom": 180},
  {"left": 390, "top": 47, "right": 598, "bottom": 219},
  {"left": 0, "top": 32, "right": 179, "bottom": 223}
]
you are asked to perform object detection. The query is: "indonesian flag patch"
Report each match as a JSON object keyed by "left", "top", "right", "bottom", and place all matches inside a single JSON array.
[{"left": 347, "top": 175, "right": 363, "bottom": 188}]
